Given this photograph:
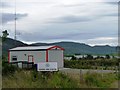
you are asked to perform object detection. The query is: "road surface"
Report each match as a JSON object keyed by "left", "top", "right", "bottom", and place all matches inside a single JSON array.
[{"left": 59, "top": 68, "right": 118, "bottom": 74}]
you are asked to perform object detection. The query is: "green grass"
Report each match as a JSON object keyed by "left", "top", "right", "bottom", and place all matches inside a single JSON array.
[
  {"left": 2, "top": 70, "right": 79, "bottom": 88},
  {"left": 84, "top": 72, "right": 118, "bottom": 88},
  {"left": 2, "top": 69, "right": 119, "bottom": 88}
]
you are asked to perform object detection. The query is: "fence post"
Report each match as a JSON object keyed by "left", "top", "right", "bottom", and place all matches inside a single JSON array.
[
  {"left": 118, "top": 63, "right": 120, "bottom": 90},
  {"left": 80, "top": 69, "right": 83, "bottom": 83}
]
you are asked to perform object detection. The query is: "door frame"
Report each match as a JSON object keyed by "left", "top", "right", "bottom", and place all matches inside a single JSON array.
[{"left": 28, "top": 55, "right": 34, "bottom": 62}]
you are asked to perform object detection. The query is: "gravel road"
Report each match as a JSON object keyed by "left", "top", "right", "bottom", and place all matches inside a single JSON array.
[{"left": 59, "top": 68, "right": 118, "bottom": 74}]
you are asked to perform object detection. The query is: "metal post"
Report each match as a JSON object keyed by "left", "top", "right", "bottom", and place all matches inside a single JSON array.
[
  {"left": 118, "top": 56, "right": 120, "bottom": 90},
  {"left": 80, "top": 69, "right": 83, "bottom": 83},
  {"left": 14, "top": 0, "right": 17, "bottom": 46}
]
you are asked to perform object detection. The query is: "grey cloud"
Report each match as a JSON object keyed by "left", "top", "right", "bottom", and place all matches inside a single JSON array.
[
  {"left": 17, "top": 20, "right": 117, "bottom": 44},
  {"left": 0, "top": 2, "right": 11, "bottom": 8},
  {"left": 97, "top": 2, "right": 117, "bottom": 5},
  {"left": 57, "top": 3, "right": 85, "bottom": 8},
  {"left": 20, "top": 32, "right": 91, "bottom": 41},
  {"left": 106, "top": 2, "right": 118, "bottom": 5},
  {"left": 20, "top": 30, "right": 114, "bottom": 42},
  {"left": 60, "top": 16, "right": 92, "bottom": 23},
  {"left": 49, "top": 13, "right": 117, "bottom": 24},
  {"left": 102, "top": 12, "right": 118, "bottom": 17},
  {"left": 104, "top": 0, "right": 119, "bottom": 2},
  {"left": 43, "top": 32, "right": 87, "bottom": 40},
  {"left": 2, "top": 13, "right": 28, "bottom": 24},
  {"left": 49, "top": 15, "right": 93, "bottom": 23}
]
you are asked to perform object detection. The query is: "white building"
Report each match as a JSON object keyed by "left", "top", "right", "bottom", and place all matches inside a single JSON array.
[
  {"left": 92, "top": 55, "right": 98, "bottom": 59},
  {"left": 74, "top": 55, "right": 83, "bottom": 59},
  {"left": 8, "top": 45, "right": 64, "bottom": 69},
  {"left": 64, "top": 57, "right": 72, "bottom": 60}
]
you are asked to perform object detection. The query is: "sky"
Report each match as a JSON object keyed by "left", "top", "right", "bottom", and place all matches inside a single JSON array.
[{"left": 1, "top": 0, "right": 119, "bottom": 46}]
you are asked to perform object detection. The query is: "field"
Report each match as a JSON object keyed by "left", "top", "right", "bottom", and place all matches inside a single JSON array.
[
  {"left": 2, "top": 69, "right": 119, "bottom": 88},
  {"left": 64, "top": 59, "right": 119, "bottom": 70},
  {"left": 2, "top": 57, "right": 120, "bottom": 88},
  {"left": 2, "top": 70, "right": 78, "bottom": 88}
]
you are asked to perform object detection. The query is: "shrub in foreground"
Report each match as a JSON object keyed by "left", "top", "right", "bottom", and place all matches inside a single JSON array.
[
  {"left": 84, "top": 72, "right": 117, "bottom": 88},
  {"left": 2, "top": 61, "right": 18, "bottom": 76}
]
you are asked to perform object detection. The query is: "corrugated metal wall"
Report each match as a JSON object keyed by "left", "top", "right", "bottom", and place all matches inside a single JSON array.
[{"left": 48, "top": 50, "right": 63, "bottom": 68}]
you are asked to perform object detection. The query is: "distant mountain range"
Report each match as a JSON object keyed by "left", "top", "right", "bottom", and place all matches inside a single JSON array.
[
  {"left": 2, "top": 38, "right": 117, "bottom": 55},
  {"left": 2, "top": 38, "right": 27, "bottom": 55}
]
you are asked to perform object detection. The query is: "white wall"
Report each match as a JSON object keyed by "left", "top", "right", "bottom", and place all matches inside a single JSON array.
[
  {"left": 10, "top": 51, "right": 46, "bottom": 64},
  {"left": 10, "top": 49, "right": 64, "bottom": 68},
  {"left": 48, "top": 50, "right": 63, "bottom": 68}
]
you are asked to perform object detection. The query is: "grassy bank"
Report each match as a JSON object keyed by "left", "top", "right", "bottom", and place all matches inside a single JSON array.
[
  {"left": 2, "top": 69, "right": 119, "bottom": 88},
  {"left": 83, "top": 72, "right": 118, "bottom": 88},
  {"left": 2, "top": 70, "right": 79, "bottom": 88}
]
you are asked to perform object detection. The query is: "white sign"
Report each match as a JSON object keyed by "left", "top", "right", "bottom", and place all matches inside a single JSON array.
[{"left": 37, "top": 62, "right": 58, "bottom": 71}]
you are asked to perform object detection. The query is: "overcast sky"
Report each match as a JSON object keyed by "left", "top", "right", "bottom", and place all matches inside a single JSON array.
[{"left": 1, "top": 0, "right": 119, "bottom": 46}]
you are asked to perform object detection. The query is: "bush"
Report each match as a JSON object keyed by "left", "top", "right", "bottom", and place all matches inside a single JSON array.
[
  {"left": 2, "top": 61, "right": 18, "bottom": 76},
  {"left": 85, "top": 72, "right": 100, "bottom": 87},
  {"left": 48, "top": 72, "right": 78, "bottom": 88},
  {"left": 117, "top": 73, "right": 120, "bottom": 80},
  {"left": 84, "top": 72, "right": 117, "bottom": 88},
  {"left": 64, "top": 59, "right": 118, "bottom": 69}
]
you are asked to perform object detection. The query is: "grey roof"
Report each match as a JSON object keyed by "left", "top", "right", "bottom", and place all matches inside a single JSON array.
[{"left": 9, "top": 45, "right": 55, "bottom": 51}]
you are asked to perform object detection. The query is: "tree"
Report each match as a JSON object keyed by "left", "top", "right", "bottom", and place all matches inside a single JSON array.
[
  {"left": 2, "top": 30, "right": 9, "bottom": 42},
  {"left": 86, "top": 54, "right": 93, "bottom": 60},
  {"left": 105, "top": 54, "right": 110, "bottom": 59},
  {"left": 71, "top": 56, "right": 76, "bottom": 60}
]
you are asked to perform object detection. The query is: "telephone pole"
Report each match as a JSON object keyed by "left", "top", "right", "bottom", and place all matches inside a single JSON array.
[{"left": 14, "top": 0, "right": 17, "bottom": 46}]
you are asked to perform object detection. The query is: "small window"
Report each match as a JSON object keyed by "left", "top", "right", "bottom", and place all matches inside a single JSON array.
[{"left": 12, "top": 56, "right": 17, "bottom": 61}]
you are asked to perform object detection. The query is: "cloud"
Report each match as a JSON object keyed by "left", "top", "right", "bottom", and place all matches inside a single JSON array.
[
  {"left": 18, "top": 30, "right": 116, "bottom": 43},
  {"left": 2, "top": 0, "right": 118, "bottom": 46},
  {"left": 2, "top": 13, "right": 28, "bottom": 24},
  {"left": 0, "top": 2, "right": 11, "bottom": 8},
  {"left": 102, "top": 13, "right": 118, "bottom": 17},
  {"left": 20, "top": 32, "right": 118, "bottom": 46},
  {"left": 46, "top": 2, "right": 117, "bottom": 23},
  {"left": 105, "top": 2, "right": 118, "bottom": 5},
  {"left": 49, "top": 12, "right": 117, "bottom": 24},
  {"left": 18, "top": 31, "right": 91, "bottom": 42},
  {"left": 49, "top": 15, "right": 97, "bottom": 23},
  {"left": 43, "top": 32, "right": 91, "bottom": 40},
  {"left": 85, "top": 37, "right": 118, "bottom": 46}
]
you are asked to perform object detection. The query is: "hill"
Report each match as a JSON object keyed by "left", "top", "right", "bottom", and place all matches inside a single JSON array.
[
  {"left": 2, "top": 38, "right": 117, "bottom": 55},
  {"left": 31, "top": 41, "right": 117, "bottom": 55},
  {"left": 2, "top": 38, "right": 27, "bottom": 55}
]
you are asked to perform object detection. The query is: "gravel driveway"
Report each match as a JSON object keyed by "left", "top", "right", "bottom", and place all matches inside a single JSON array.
[{"left": 59, "top": 68, "right": 118, "bottom": 74}]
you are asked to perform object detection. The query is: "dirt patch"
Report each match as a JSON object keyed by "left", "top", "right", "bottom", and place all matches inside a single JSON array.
[{"left": 110, "top": 80, "right": 119, "bottom": 88}]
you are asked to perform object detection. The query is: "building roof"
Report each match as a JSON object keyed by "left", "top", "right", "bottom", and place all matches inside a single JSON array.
[{"left": 9, "top": 45, "right": 64, "bottom": 51}]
